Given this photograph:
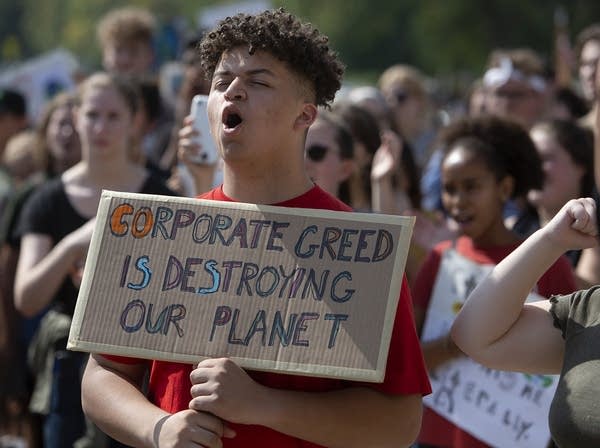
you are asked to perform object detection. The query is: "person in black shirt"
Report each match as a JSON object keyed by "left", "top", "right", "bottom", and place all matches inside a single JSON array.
[{"left": 13, "top": 72, "right": 175, "bottom": 447}]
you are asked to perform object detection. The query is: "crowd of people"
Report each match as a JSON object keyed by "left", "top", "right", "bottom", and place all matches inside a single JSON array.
[{"left": 0, "top": 5, "right": 599, "bottom": 448}]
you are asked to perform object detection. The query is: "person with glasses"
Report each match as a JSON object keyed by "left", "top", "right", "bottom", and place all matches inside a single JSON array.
[
  {"left": 482, "top": 48, "right": 551, "bottom": 131},
  {"left": 81, "top": 8, "right": 431, "bottom": 448},
  {"left": 332, "top": 101, "right": 384, "bottom": 211},
  {"left": 304, "top": 109, "right": 355, "bottom": 204}
]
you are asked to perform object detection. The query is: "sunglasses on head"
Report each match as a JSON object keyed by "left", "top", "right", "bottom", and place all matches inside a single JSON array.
[{"left": 306, "top": 144, "right": 331, "bottom": 162}]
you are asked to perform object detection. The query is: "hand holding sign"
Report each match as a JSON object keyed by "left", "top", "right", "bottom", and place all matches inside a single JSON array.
[{"left": 189, "top": 357, "right": 266, "bottom": 425}]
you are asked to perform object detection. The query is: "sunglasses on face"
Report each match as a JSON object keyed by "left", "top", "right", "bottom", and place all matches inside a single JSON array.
[
  {"left": 306, "top": 144, "right": 332, "bottom": 162},
  {"left": 395, "top": 91, "right": 409, "bottom": 103}
]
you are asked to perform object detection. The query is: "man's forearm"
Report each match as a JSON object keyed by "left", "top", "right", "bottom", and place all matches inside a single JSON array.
[
  {"left": 82, "top": 356, "right": 168, "bottom": 448},
  {"left": 250, "top": 387, "right": 422, "bottom": 448}
]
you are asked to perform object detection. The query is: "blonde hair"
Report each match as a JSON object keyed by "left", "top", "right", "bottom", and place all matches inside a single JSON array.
[
  {"left": 486, "top": 48, "right": 545, "bottom": 78},
  {"left": 76, "top": 72, "right": 140, "bottom": 116},
  {"left": 378, "top": 64, "right": 427, "bottom": 98},
  {"left": 97, "top": 6, "right": 156, "bottom": 47},
  {"left": 3, "top": 130, "right": 45, "bottom": 179}
]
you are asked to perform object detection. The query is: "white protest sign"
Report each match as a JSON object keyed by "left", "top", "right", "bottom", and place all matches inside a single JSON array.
[
  {"left": 68, "top": 190, "right": 414, "bottom": 382},
  {"left": 421, "top": 249, "right": 557, "bottom": 448},
  {"left": 0, "top": 48, "right": 78, "bottom": 124}
]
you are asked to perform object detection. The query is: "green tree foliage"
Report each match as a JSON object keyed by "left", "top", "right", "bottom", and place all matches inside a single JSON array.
[
  {"left": 0, "top": 0, "right": 25, "bottom": 62},
  {"left": 278, "top": 0, "right": 600, "bottom": 85},
  {"left": 0, "top": 0, "right": 219, "bottom": 70},
  {"left": 277, "top": 0, "right": 418, "bottom": 76},
  {"left": 2, "top": 0, "right": 600, "bottom": 80}
]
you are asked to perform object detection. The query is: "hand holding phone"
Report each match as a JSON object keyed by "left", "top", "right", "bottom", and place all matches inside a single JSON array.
[{"left": 189, "top": 94, "right": 219, "bottom": 164}]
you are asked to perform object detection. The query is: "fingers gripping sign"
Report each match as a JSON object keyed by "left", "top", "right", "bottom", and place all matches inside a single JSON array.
[{"left": 189, "top": 358, "right": 268, "bottom": 426}]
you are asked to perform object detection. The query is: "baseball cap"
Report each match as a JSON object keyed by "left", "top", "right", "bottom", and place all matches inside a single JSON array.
[{"left": 0, "top": 88, "right": 26, "bottom": 117}]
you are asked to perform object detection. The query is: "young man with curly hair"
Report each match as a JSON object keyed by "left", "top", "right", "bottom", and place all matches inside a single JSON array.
[{"left": 81, "top": 9, "right": 430, "bottom": 447}]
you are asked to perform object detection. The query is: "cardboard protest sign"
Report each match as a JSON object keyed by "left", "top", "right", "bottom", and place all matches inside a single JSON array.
[
  {"left": 421, "top": 249, "right": 557, "bottom": 448},
  {"left": 68, "top": 190, "right": 414, "bottom": 382}
]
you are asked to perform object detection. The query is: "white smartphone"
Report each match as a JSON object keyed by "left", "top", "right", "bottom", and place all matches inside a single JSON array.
[{"left": 189, "top": 94, "right": 219, "bottom": 164}]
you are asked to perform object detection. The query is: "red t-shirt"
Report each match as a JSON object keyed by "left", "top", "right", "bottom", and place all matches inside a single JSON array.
[
  {"left": 105, "top": 185, "right": 431, "bottom": 447},
  {"left": 413, "top": 236, "right": 577, "bottom": 448}
]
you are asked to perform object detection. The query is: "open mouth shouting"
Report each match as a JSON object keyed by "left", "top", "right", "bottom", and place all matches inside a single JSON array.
[
  {"left": 451, "top": 213, "right": 475, "bottom": 229},
  {"left": 222, "top": 106, "right": 244, "bottom": 133}
]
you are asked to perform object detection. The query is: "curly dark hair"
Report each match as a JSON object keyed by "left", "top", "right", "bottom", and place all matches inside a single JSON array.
[
  {"left": 199, "top": 8, "right": 344, "bottom": 107},
  {"left": 439, "top": 116, "right": 543, "bottom": 198}
]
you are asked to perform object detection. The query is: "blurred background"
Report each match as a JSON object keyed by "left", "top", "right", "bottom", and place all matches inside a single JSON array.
[
  {"left": 2, "top": 2, "right": 600, "bottom": 447},
  {"left": 2, "top": 0, "right": 600, "bottom": 80}
]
